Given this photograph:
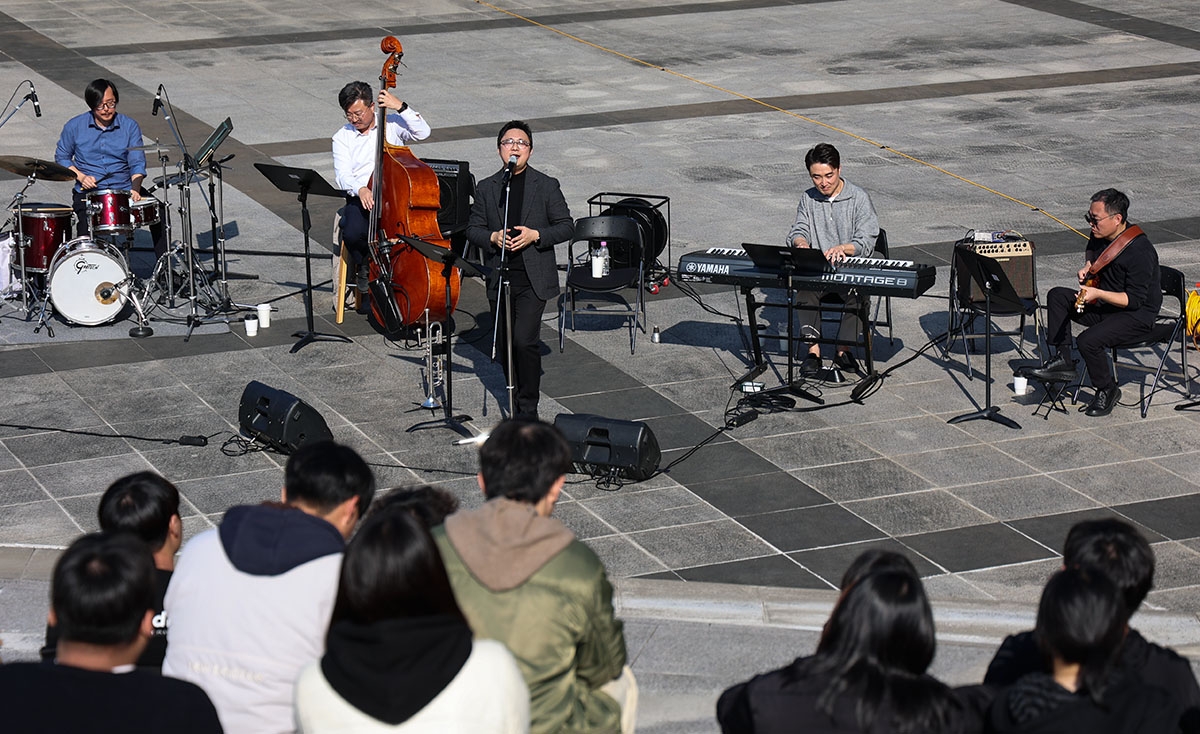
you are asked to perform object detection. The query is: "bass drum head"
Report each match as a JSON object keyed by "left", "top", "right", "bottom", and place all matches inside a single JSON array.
[
  {"left": 598, "top": 198, "right": 668, "bottom": 270},
  {"left": 48, "top": 238, "right": 129, "bottom": 325}
]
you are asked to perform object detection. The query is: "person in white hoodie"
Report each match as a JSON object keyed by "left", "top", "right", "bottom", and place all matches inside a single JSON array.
[{"left": 162, "top": 441, "right": 376, "bottom": 734}]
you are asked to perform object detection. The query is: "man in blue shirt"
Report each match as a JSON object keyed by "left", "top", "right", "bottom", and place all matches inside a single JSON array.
[{"left": 55, "top": 78, "right": 167, "bottom": 259}]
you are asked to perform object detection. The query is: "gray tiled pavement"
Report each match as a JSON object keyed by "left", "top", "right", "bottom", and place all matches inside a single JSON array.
[{"left": 4, "top": 1, "right": 1200, "bottom": 731}]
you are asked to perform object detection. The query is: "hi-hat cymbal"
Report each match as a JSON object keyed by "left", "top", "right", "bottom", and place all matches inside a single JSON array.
[
  {"left": 128, "top": 141, "right": 177, "bottom": 152},
  {"left": 0, "top": 155, "right": 74, "bottom": 182},
  {"left": 151, "top": 170, "right": 210, "bottom": 188}
]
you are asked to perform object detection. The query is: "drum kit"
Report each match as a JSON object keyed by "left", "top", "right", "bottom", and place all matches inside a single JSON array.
[{"left": 0, "top": 146, "right": 227, "bottom": 338}]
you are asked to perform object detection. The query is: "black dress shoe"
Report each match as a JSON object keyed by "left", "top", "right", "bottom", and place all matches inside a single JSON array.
[
  {"left": 801, "top": 354, "right": 821, "bottom": 377},
  {"left": 1028, "top": 353, "right": 1077, "bottom": 382},
  {"left": 834, "top": 351, "right": 860, "bottom": 374},
  {"left": 1085, "top": 386, "right": 1120, "bottom": 417}
]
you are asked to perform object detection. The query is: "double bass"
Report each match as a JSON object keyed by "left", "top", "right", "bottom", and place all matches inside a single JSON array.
[{"left": 366, "top": 36, "right": 460, "bottom": 328}]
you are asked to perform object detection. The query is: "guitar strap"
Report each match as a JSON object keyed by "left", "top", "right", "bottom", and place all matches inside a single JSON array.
[{"left": 1085, "top": 224, "right": 1143, "bottom": 277}]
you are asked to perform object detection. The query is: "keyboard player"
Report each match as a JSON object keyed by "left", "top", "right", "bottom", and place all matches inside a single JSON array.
[{"left": 786, "top": 143, "right": 880, "bottom": 376}]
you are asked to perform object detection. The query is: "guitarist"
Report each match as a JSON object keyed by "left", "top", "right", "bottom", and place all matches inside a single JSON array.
[{"left": 1030, "top": 189, "right": 1161, "bottom": 416}]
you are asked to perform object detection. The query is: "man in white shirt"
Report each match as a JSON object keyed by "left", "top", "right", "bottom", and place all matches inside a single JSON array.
[{"left": 331, "top": 80, "right": 431, "bottom": 311}]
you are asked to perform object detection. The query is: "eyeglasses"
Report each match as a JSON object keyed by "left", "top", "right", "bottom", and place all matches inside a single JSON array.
[
  {"left": 1084, "top": 212, "right": 1117, "bottom": 225},
  {"left": 95, "top": 101, "right": 117, "bottom": 110},
  {"left": 345, "top": 106, "right": 372, "bottom": 121},
  {"left": 500, "top": 138, "right": 530, "bottom": 149}
]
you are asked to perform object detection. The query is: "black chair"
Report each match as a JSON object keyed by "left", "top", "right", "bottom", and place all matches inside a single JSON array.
[
  {"left": 947, "top": 242, "right": 1043, "bottom": 377},
  {"left": 1078, "top": 265, "right": 1190, "bottom": 418},
  {"left": 559, "top": 215, "right": 646, "bottom": 354}
]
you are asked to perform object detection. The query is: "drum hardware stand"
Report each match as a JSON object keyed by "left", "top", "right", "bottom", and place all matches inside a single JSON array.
[
  {"left": 111, "top": 275, "right": 154, "bottom": 338},
  {"left": 254, "top": 163, "right": 352, "bottom": 353},
  {"left": 399, "top": 234, "right": 487, "bottom": 438}
]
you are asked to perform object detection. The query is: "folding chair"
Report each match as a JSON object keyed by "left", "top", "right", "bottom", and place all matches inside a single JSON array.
[{"left": 559, "top": 215, "right": 647, "bottom": 354}]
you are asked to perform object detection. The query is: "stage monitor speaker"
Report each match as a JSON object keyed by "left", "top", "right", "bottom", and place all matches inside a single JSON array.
[
  {"left": 238, "top": 381, "right": 332, "bottom": 454},
  {"left": 553, "top": 413, "right": 661, "bottom": 482},
  {"left": 424, "top": 158, "right": 474, "bottom": 233},
  {"left": 956, "top": 240, "right": 1036, "bottom": 304}
]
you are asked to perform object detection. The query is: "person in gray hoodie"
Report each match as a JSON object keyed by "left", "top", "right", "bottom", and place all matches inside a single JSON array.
[{"left": 434, "top": 419, "right": 636, "bottom": 734}]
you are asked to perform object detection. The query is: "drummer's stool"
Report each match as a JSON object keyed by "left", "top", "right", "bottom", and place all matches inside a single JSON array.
[{"left": 1031, "top": 374, "right": 1074, "bottom": 419}]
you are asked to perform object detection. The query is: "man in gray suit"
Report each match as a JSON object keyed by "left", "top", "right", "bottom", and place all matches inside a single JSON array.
[{"left": 467, "top": 121, "right": 575, "bottom": 418}]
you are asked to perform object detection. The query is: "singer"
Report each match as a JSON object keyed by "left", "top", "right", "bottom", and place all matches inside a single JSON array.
[
  {"left": 54, "top": 79, "right": 167, "bottom": 259},
  {"left": 466, "top": 121, "right": 574, "bottom": 419},
  {"left": 331, "top": 80, "right": 430, "bottom": 313}
]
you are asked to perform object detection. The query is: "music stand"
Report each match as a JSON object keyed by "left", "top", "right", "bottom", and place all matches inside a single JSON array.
[
  {"left": 948, "top": 246, "right": 1029, "bottom": 429},
  {"left": 740, "top": 243, "right": 823, "bottom": 405},
  {"left": 253, "top": 163, "right": 352, "bottom": 353},
  {"left": 395, "top": 234, "right": 490, "bottom": 438}
]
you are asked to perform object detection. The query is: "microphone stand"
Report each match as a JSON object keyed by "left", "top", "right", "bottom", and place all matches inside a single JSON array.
[
  {"left": 0, "top": 81, "right": 36, "bottom": 130},
  {"left": 490, "top": 162, "right": 517, "bottom": 417}
]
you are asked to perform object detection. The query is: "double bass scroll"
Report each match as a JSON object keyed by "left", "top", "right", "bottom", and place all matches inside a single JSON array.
[{"left": 367, "top": 35, "right": 460, "bottom": 327}]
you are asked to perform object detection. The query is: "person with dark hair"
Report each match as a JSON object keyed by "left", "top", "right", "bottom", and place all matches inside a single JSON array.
[
  {"left": 984, "top": 518, "right": 1200, "bottom": 731},
  {"left": 1028, "top": 188, "right": 1161, "bottom": 416},
  {"left": 294, "top": 505, "right": 529, "bottom": 732},
  {"left": 41, "top": 471, "right": 182, "bottom": 670},
  {"left": 839, "top": 548, "right": 919, "bottom": 591},
  {"left": 332, "top": 80, "right": 430, "bottom": 312},
  {"left": 55, "top": 78, "right": 168, "bottom": 259},
  {"left": 0, "top": 532, "right": 222, "bottom": 733},
  {"left": 369, "top": 484, "right": 460, "bottom": 528},
  {"left": 786, "top": 142, "right": 880, "bottom": 376},
  {"left": 434, "top": 419, "right": 634, "bottom": 733},
  {"left": 717, "top": 566, "right": 972, "bottom": 733},
  {"left": 987, "top": 567, "right": 1180, "bottom": 733},
  {"left": 163, "top": 440, "right": 376, "bottom": 733},
  {"left": 465, "top": 120, "right": 574, "bottom": 418}
]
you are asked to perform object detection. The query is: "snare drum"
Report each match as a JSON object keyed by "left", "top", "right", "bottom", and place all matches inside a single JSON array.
[
  {"left": 130, "top": 197, "right": 161, "bottom": 229},
  {"left": 17, "top": 203, "right": 73, "bottom": 273},
  {"left": 48, "top": 237, "right": 131, "bottom": 325},
  {"left": 87, "top": 189, "right": 133, "bottom": 234}
]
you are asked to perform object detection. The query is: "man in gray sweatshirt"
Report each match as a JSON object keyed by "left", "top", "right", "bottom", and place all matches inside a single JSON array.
[{"left": 786, "top": 142, "right": 880, "bottom": 375}]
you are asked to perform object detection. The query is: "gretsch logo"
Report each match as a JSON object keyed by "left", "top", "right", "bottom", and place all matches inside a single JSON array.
[{"left": 74, "top": 258, "right": 101, "bottom": 274}]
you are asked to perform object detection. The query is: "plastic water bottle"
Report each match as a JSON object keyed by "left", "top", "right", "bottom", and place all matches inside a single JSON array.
[
  {"left": 601, "top": 240, "right": 610, "bottom": 276},
  {"left": 592, "top": 240, "right": 606, "bottom": 278}
]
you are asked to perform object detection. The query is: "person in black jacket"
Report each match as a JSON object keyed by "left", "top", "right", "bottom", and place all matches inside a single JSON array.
[
  {"left": 717, "top": 563, "right": 974, "bottom": 733},
  {"left": 984, "top": 518, "right": 1200, "bottom": 732},
  {"left": 466, "top": 120, "right": 574, "bottom": 419},
  {"left": 1028, "top": 188, "right": 1161, "bottom": 416},
  {"left": 987, "top": 567, "right": 1179, "bottom": 733}
]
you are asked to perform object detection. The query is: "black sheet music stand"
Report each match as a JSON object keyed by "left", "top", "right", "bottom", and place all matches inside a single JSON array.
[
  {"left": 254, "top": 163, "right": 352, "bottom": 353},
  {"left": 948, "top": 246, "right": 1030, "bottom": 429},
  {"left": 395, "top": 234, "right": 490, "bottom": 438}
]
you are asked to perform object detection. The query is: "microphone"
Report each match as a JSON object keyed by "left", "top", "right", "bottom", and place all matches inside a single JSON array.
[
  {"left": 151, "top": 88, "right": 162, "bottom": 117},
  {"left": 501, "top": 154, "right": 518, "bottom": 182},
  {"left": 99, "top": 286, "right": 115, "bottom": 301},
  {"left": 28, "top": 82, "right": 41, "bottom": 117}
]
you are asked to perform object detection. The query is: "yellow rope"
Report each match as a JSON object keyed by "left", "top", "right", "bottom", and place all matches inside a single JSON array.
[{"left": 474, "top": 0, "right": 1089, "bottom": 239}]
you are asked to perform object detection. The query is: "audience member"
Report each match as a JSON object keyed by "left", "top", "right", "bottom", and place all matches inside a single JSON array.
[
  {"left": 717, "top": 565, "right": 974, "bottom": 733},
  {"left": 987, "top": 567, "right": 1179, "bottom": 733},
  {"left": 434, "top": 419, "right": 635, "bottom": 734},
  {"left": 369, "top": 484, "right": 459, "bottom": 528},
  {"left": 839, "top": 547, "right": 918, "bottom": 590},
  {"left": 41, "top": 471, "right": 181, "bottom": 670},
  {"left": 294, "top": 504, "right": 528, "bottom": 732},
  {"left": 984, "top": 518, "right": 1200, "bottom": 731},
  {"left": 163, "top": 440, "right": 376, "bottom": 734},
  {"left": 0, "top": 532, "right": 222, "bottom": 733}
]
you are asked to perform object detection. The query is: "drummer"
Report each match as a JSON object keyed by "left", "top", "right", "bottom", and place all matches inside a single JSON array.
[{"left": 54, "top": 78, "right": 167, "bottom": 259}]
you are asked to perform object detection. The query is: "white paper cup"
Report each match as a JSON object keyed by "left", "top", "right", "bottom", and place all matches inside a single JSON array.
[
  {"left": 591, "top": 252, "right": 604, "bottom": 279},
  {"left": 256, "top": 303, "right": 271, "bottom": 328},
  {"left": 244, "top": 315, "right": 259, "bottom": 336},
  {"left": 1013, "top": 375, "right": 1028, "bottom": 395}
]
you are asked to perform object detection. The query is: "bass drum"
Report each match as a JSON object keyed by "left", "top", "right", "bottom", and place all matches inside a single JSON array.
[
  {"left": 48, "top": 238, "right": 130, "bottom": 325},
  {"left": 598, "top": 197, "right": 668, "bottom": 270}
]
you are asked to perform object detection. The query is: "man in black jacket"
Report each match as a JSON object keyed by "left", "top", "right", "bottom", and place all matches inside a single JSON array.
[
  {"left": 466, "top": 120, "right": 574, "bottom": 418},
  {"left": 1029, "top": 188, "right": 1161, "bottom": 416},
  {"left": 984, "top": 518, "right": 1200, "bottom": 732}
]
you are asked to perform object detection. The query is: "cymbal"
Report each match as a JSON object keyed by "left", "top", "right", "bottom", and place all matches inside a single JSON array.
[
  {"left": 128, "top": 141, "right": 176, "bottom": 152},
  {"left": 151, "top": 170, "right": 210, "bottom": 188},
  {"left": 0, "top": 155, "right": 74, "bottom": 182}
]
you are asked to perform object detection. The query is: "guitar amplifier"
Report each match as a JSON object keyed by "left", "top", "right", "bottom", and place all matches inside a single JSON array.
[{"left": 955, "top": 239, "right": 1036, "bottom": 303}]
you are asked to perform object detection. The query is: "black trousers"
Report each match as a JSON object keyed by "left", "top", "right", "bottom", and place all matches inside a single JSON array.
[
  {"left": 491, "top": 267, "right": 546, "bottom": 418},
  {"left": 1046, "top": 286, "right": 1154, "bottom": 391},
  {"left": 72, "top": 188, "right": 167, "bottom": 259}
]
